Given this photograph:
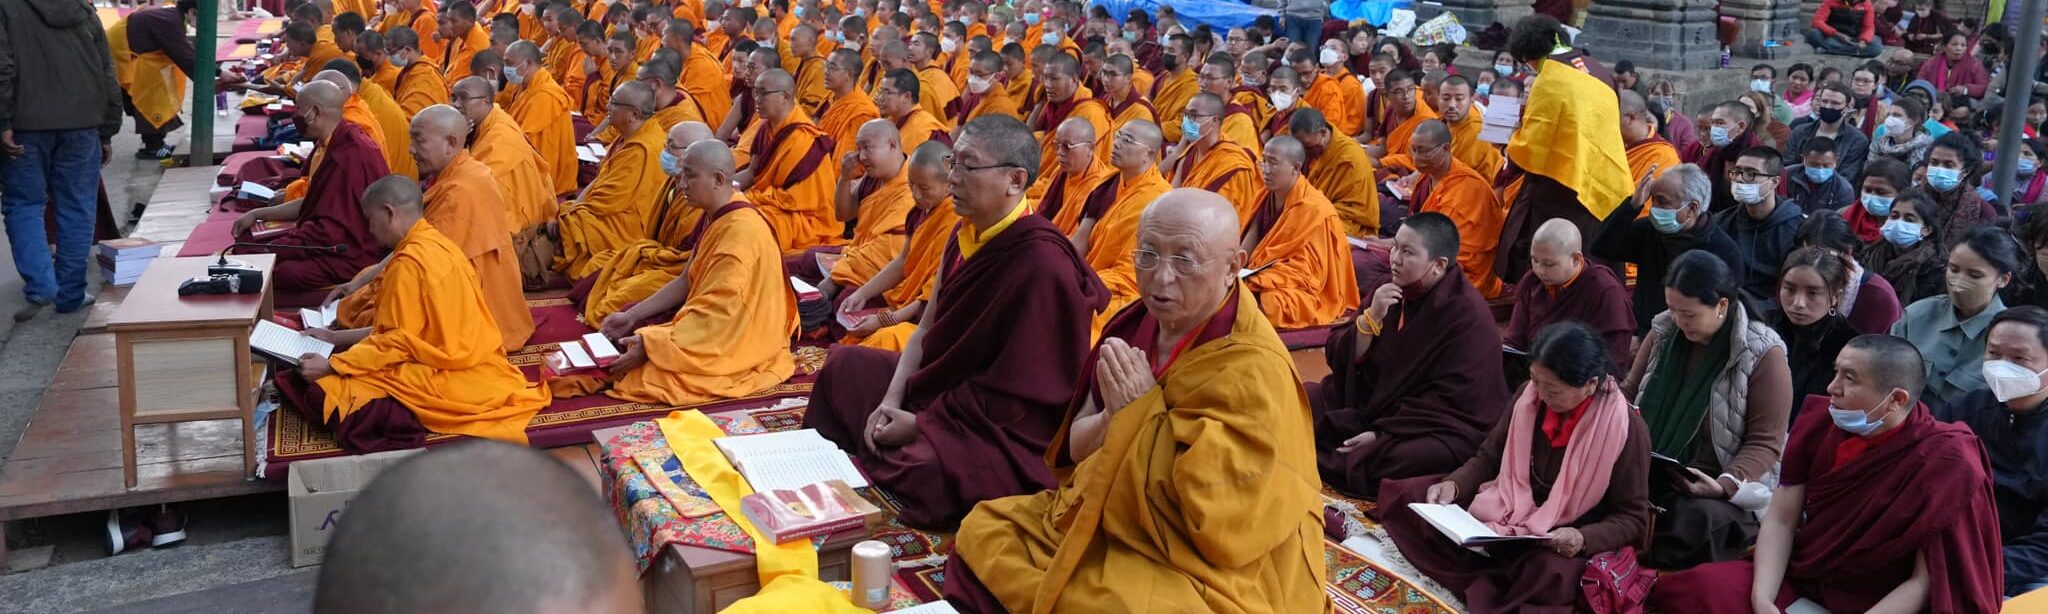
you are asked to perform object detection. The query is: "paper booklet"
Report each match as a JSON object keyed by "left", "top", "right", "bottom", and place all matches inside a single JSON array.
[
  {"left": 237, "top": 181, "right": 276, "bottom": 201},
  {"left": 790, "top": 276, "right": 823, "bottom": 301},
  {"left": 712, "top": 429, "right": 869, "bottom": 493},
  {"left": 1237, "top": 260, "right": 1278, "bottom": 280},
  {"left": 251, "top": 319, "right": 335, "bottom": 365},
  {"left": 1407, "top": 503, "right": 1550, "bottom": 554},
  {"left": 248, "top": 219, "right": 295, "bottom": 238},
  {"left": 542, "top": 332, "right": 622, "bottom": 376},
  {"left": 837, "top": 308, "right": 885, "bottom": 331},
  {"left": 298, "top": 301, "right": 339, "bottom": 330},
  {"left": 737, "top": 479, "right": 882, "bottom": 543}
]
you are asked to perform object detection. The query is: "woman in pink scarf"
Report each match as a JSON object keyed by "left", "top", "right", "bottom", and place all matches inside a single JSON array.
[
  {"left": 1915, "top": 30, "right": 1989, "bottom": 98},
  {"left": 1380, "top": 322, "right": 1653, "bottom": 613}
]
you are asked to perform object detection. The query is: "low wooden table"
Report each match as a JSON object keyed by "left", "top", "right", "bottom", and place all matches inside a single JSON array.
[{"left": 106, "top": 255, "right": 275, "bottom": 487}]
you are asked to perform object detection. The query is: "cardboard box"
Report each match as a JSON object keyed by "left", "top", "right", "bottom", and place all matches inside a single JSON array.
[{"left": 287, "top": 449, "right": 423, "bottom": 567}]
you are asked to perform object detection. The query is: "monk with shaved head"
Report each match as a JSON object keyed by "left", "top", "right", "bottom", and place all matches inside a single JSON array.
[
  {"left": 1405, "top": 118, "right": 1506, "bottom": 298},
  {"left": 282, "top": 175, "right": 549, "bottom": 453},
  {"left": 450, "top": 77, "right": 558, "bottom": 234},
  {"left": 436, "top": 0, "right": 489, "bottom": 82},
  {"left": 799, "top": 119, "right": 915, "bottom": 309},
  {"left": 1505, "top": 219, "right": 1634, "bottom": 373},
  {"left": 556, "top": 81, "right": 672, "bottom": 277},
  {"left": 1035, "top": 117, "right": 1119, "bottom": 243},
  {"left": 591, "top": 140, "right": 799, "bottom": 406},
  {"left": 230, "top": 80, "right": 389, "bottom": 305},
  {"left": 574, "top": 121, "right": 714, "bottom": 324},
  {"left": 315, "top": 442, "right": 641, "bottom": 614},
  {"left": 815, "top": 49, "right": 882, "bottom": 164},
  {"left": 323, "top": 105, "right": 536, "bottom": 352},
  {"left": 663, "top": 18, "right": 734, "bottom": 127},
  {"left": 949, "top": 188, "right": 1331, "bottom": 613},
  {"left": 731, "top": 68, "right": 842, "bottom": 253},
  {"left": 1288, "top": 106, "right": 1381, "bottom": 238},
  {"left": 952, "top": 50, "right": 1020, "bottom": 123},
  {"left": 1025, "top": 52, "right": 1108, "bottom": 201},
  {"left": 1072, "top": 119, "right": 1174, "bottom": 334},
  {"left": 318, "top": 62, "right": 417, "bottom": 179},
  {"left": 1165, "top": 92, "right": 1264, "bottom": 227},
  {"left": 633, "top": 53, "right": 706, "bottom": 132},
  {"left": 787, "top": 25, "right": 830, "bottom": 116},
  {"left": 384, "top": 25, "right": 452, "bottom": 116},
  {"left": 504, "top": 39, "right": 579, "bottom": 195},
  {"left": 1237, "top": 135, "right": 1359, "bottom": 329},
  {"left": 835, "top": 141, "right": 960, "bottom": 351}
]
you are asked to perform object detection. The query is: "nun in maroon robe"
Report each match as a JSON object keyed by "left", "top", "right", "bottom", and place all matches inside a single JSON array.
[
  {"left": 1648, "top": 397, "right": 2005, "bottom": 613},
  {"left": 1310, "top": 263, "right": 1509, "bottom": 500},
  {"left": 805, "top": 212, "right": 1108, "bottom": 529},
  {"left": 233, "top": 121, "right": 388, "bottom": 305},
  {"left": 1503, "top": 263, "right": 1636, "bottom": 375}
]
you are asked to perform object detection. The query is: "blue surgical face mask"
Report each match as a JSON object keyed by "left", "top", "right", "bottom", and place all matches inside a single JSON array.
[
  {"left": 1926, "top": 166, "right": 1962, "bottom": 192},
  {"left": 792, "top": 5, "right": 804, "bottom": 17},
  {"left": 1493, "top": 63, "right": 1514, "bottom": 77},
  {"left": 659, "top": 149, "right": 682, "bottom": 176},
  {"left": 1041, "top": 32, "right": 1059, "bottom": 46},
  {"left": 1180, "top": 115, "right": 1201, "bottom": 140},
  {"left": 1021, "top": 12, "right": 1039, "bottom": 25},
  {"left": 1121, "top": 31, "right": 1137, "bottom": 43},
  {"left": 504, "top": 64, "right": 524, "bottom": 85},
  {"left": 1803, "top": 166, "right": 1835, "bottom": 183},
  {"left": 1709, "top": 125, "right": 1733, "bottom": 147},
  {"left": 1881, "top": 218, "right": 1924, "bottom": 247},
  {"left": 1828, "top": 403, "right": 1888, "bottom": 436},
  {"left": 853, "top": 7, "right": 866, "bottom": 17},
  {"left": 1861, "top": 192, "right": 1893, "bottom": 216},
  {"left": 2022, "top": 158, "right": 2039, "bottom": 175},
  {"left": 1749, "top": 78, "right": 1772, "bottom": 94},
  {"left": 1648, "top": 205, "right": 1684, "bottom": 234},
  {"left": 1475, "top": 83, "right": 1491, "bottom": 97}
]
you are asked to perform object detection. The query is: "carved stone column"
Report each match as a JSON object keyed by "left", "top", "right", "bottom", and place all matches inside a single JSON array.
[
  {"left": 1579, "top": 0, "right": 1722, "bottom": 71},
  {"left": 1722, "top": 0, "right": 1804, "bottom": 58}
]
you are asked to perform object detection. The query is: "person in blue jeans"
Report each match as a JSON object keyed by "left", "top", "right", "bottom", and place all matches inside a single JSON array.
[
  {"left": 1281, "top": 0, "right": 1324, "bottom": 47},
  {"left": 0, "top": 0, "right": 124, "bottom": 322}
]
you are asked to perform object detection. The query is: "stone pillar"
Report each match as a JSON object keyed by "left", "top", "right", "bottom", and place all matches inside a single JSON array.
[
  {"left": 1415, "top": 0, "right": 1535, "bottom": 29},
  {"left": 1722, "top": 0, "right": 1804, "bottom": 58},
  {"left": 1580, "top": 0, "right": 1722, "bottom": 71}
]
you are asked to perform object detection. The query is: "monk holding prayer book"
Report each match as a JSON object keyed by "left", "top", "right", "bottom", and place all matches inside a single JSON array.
[
  {"left": 947, "top": 190, "right": 1329, "bottom": 613},
  {"left": 574, "top": 122, "right": 712, "bottom": 326},
  {"left": 806, "top": 117, "right": 1108, "bottom": 529},
  {"left": 231, "top": 81, "right": 388, "bottom": 304},
  {"left": 1504, "top": 220, "right": 1635, "bottom": 375},
  {"left": 834, "top": 142, "right": 959, "bottom": 352}
]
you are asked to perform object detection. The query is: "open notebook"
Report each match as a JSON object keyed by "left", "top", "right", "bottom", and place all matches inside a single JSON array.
[
  {"left": 250, "top": 319, "right": 334, "bottom": 365},
  {"left": 1407, "top": 503, "right": 1549, "bottom": 554},
  {"left": 712, "top": 429, "right": 868, "bottom": 493}
]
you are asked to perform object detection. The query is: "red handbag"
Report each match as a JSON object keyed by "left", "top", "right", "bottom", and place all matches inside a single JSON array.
[{"left": 1581, "top": 546, "right": 1656, "bottom": 614}]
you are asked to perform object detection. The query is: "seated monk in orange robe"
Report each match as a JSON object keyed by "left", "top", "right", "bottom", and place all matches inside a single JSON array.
[
  {"left": 1094, "top": 54, "right": 1155, "bottom": 161},
  {"left": 735, "top": 69, "right": 842, "bottom": 254},
  {"left": 573, "top": 122, "right": 709, "bottom": 325},
  {"left": 555, "top": 81, "right": 670, "bottom": 277},
  {"left": 1403, "top": 120, "right": 1506, "bottom": 298},
  {"left": 505, "top": 41, "right": 579, "bottom": 196},
  {"left": 449, "top": 77, "right": 559, "bottom": 233},
  {"left": 1379, "top": 75, "right": 1500, "bottom": 183},
  {"left": 575, "top": 24, "right": 626, "bottom": 126},
  {"left": 943, "top": 189, "right": 1330, "bottom": 614},
  {"left": 331, "top": 66, "right": 419, "bottom": 180},
  {"left": 1165, "top": 93, "right": 1264, "bottom": 228},
  {"left": 835, "top": 142, "right": 959, "bottom": 352},
  {"left": 378, "top": 0, "right": 443, "bottom": 61},
  {"left": 1365, "top": 71, "right": 1438, "bottom": 161},
  {"left": 1288, "top": 108, "right": 1382, "bottom": 238},
  {"left": 590, "top": 140, "right": 798, "bottom": 405},
  {"left": 1150, "top": 37, "right": 1198, "bottom": 143},
  {"left": 283, "top": 22, "right": 349, "bottom": 85},
  {"left": 1240, "top": 136, "right": 1360, "bottom": 329},
  {"left": 1078, "top": 120, "right": 1173, "bottom": 334},
  {"left": 806, "top": 120, "right": 915, "bottom": 304},
  {"left": 875, "top": 68, "right": 951, "bottom": 161},
  {"left": 1033, "top": 118, "right": 1119, "bottom": 239},
  {"left": 787, "top": 26, "right": 830, "bottom": 117},
  {"left": 950, "top": 50, "right": 1021, "bottom": 124},
  {"left": 1196, "top": 53, "right": 1264, "bottom": 158},
  {"left": 231, "top": 82, "right": 389, "bottom": 303},
  {"left": 1025, "top": 55, "right": 1109, "bottom": 202},
  {"left": 662, "top": 20, "right": 733, "bottom": 128},
  {"left": 585, "top": 31, "right": 644, "bottom": 141},
  {"left": 816, "top": 49, "right": 882, "bottom": 163},
  {"left": 906, "top": 34, "right": 959, "bottom": 127},
  {"left": 283, "top": 176, "right": 550, "bottom": 454},
  {"left": 633, "top": 54, "right": 706, "bottom": 132},
  {"left": 328, "top": 107, "right": 536, "bottom": 351},
  {"left": 805, "top": 116, "right": 1108, "bottom": 529},
  {"left": 436, "top": 2, "right": 490, "bottom": 83},
  {"left": 385, "top": 27, "right": 451, "bottom": 116},
  {"left": 539, "top": 6, "right": 590, "bottom": 103},
  {"left": 1621, "top": 89, "right": 1681, "bottom": 184},
  {"left": 1301, "top": 45, "right": 1366, "bottom": 137}
]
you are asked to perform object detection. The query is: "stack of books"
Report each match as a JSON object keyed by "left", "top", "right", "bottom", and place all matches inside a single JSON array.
[{"left": 96, "top": 238, "right": 161, "bottom": 286}]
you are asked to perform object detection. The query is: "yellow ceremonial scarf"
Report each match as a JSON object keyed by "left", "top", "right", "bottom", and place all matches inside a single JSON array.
[
  {"left": 955, "top": 200, "right": 1026, "bottom": 260},
  {"left": 1505, "top": 59, "right": 1632, "bottom": 219},
  {"left": 655, "top": 410, "right": 819, "bottom": 585}
]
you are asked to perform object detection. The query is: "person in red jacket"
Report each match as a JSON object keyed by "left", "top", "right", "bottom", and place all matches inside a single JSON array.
[{"left": 1807, "top": 0, "right": 1884, "bottom": 58}]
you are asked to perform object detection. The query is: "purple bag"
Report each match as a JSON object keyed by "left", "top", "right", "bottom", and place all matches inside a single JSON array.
[{"left": 1581, "top": 546, "right": 1655, "bottom": 614}]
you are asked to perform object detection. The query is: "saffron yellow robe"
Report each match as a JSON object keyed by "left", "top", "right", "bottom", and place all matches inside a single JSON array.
[
  {"left": 294, "top": 40, "right": 349, "bottom": 84},
  {"left": 471, "top": 107, "right": 560, "bottom": 230},
  {"left": 558, "top": 118, "right": 669, "bottom": 276},
  {"left": 1305, "top": 135, "right": 1381, "bottom": 238},
  {"left": 1218, "top": 109, "right": 1263, "bottom": 158},
  {"left": 367, "top": 61, "right": 400, "bottom": 95},
  {"left": 1447, "top": 109, "right": 1504, "bottom": 182},
  {"left": 439, "top": 25, "right": 489, "bottom": 83},
  {"left": 1004, "top": 68, "right": 1035, "bottom": 110},
  {"left": 316, "top": 220, "right": 549, "bottom": 444},
  {"left": 1151, "top": 69, "right": 1198, "bottom": 143},
  {"left": 959, "top": 85, "right": 1022, "bottom": 124},
  {"left": 791, "top": 55, "right": 830, "bottom": 117},
  {"left": 611, "top": 199, "right": 798, "bottom": 405},
  {"left": 542, "top": 38, "right": 590, "bottom": 106},
  {"left": 581, "top": 60, "right": 634, "bottom": 127},
  {"left": 855, "top": 199, "right": 961, "bottom": 351},
  {"left": 817, "top": 88, "right": 881, "bottom": 163},
  {"left": 893, "top": 107, "right": 951, "bottom": 163},
  {"left": 1030, "top": 96, "right": 1110, "bottom": 201},
  {"left": 830, "top": 170, "right": 915, "bottom": 289},
  {"left": 578, "top": 177, "right": 698, "bottom": 324},
  {"left": 392, "top": 59, "right": 451, "bottom": 117},
  {"left": 681, "top": 46, "right": 734, "bottom": 127},
  {"left": 1305, "top": 70, "right": 1366, "bottom": 137},
  {"left": 1377, "top": 94, "right": 1439, "bottom": 157},
  {"left": 510, "top": 67, "right": 579, "bottom": 195},
  {"left": 1173, "top": 141, "right": 1264, "bottom": 229},
  {"left": 953, "top": 283, "right": 1329, "bottom": 614},
  {"left": 358, "top": 82, "right": 418, "bottom": 179},
  {"left": 914, "top": 64, "right": 959, "bottom": 128},
  {"left": 1507, "top": 59, "right": 1632, "bottom": 220},
  {"left": 1230, "top": 88, "right": 1274, "bottom": 138},
  {"left": 745, "top": 109, "right": 844, "bottom": 253},
  {"left": 381, "top": 9, "right": 444, "bottom": 60},
  {"left": 1415, "top": 159, "right": 1506, "bottom": 298},
  {"left": 1081, "top": 168, "right": 1170, "bottom": 334},
  {"left": 1100, "top": 93, "right": 1155, "bottom": 161},
  {"left": 1038, "top": 158, "right": 1118, "bottom": 236},
  {"left": 1627, "top": 138, "right": 1682, "bottom": 184},
  {"left": 1244, "top": 180, "right": 1360, "bottom": 328}
]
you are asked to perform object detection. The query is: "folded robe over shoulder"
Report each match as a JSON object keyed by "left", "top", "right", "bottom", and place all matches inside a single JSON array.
[
  {"left": 1306, "top": 135, "right": 1381, "bottom": 238},
  {"left": 509, "top": 67, "right": 580, "bottom": 196},
  {"left": 854, "top": 201, "right": 964, "bottom": 351},
  {"left": 1173, "top": 141, "right": 1265, "bottom": 229},
  {"left": 745, "top": 110, "right": 843, "bottom": 254},
  {"left": 1080, "top": 169, "right": 1171, "bottom": 335},
  {"left": 358, "top": 82, "right": 418, "bottom": 180},
  {"left": 469, "top": 107, "right": 560, "bottom": 231},
  {"left": 950, "top": 285, "right": 1330, "bottom": 614},
  {"left": 681, "top": 46, "right": 733, "bottom": 127},
  {"left": 577, "top": 177, "right": 699, "bottom": 325},
  {"left": 830, "top": 171, "right": 915, "bottom": 289},
  {"left": 558, "top": 119, "right": 670, "bottom": 277},
  {"left": 317, "top": 220, "right": 549, "bottom": 445},
  {"left": 393, "top": 60, "right": 451, "bottom": 117},
  {"left": 1242, "top": 180, "right": 1360, "bottom": 329},
  {"left": 816, "top": 88, "right": 880, "bottom": 164},
  {"left": 611, "top": 199, "right": 798, "bottom": 405}
]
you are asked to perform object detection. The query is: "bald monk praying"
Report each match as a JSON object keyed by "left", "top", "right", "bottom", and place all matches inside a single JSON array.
[
  {"left": 312, "top": 442, "right": 642, "bottom": 614},
  {"left": 555, "top": 81, "right": 670, "bottom": 277},
  {"left": 1505, "top": 219, "right": 1635, "bottom": 374},
  {"left": 450, "top": 77, "right": 559, "bottom": 233},
  {"left": 593, "top": 140, "right": 798, "bottom": 406},
  {"left": 285, "top": 177, "right": 549, "bottom": 453},
  {"left": 1240, "top": 136, "right": 1361, "bottom": 329},
  {"left": 945, "top": 188, "right": 1330, "bottom": 613},
  {"left": 231, "top": 81, "right": 389, "bottom": 304},
  {"left": 816, "top": 49, "right": 882, "bottom": 163},
  {"left": 735, "top": 69, "right": 841, "bottom": 254},
  {"left": 809, "top": 120, "right": 916, "bottom": 301},
  {"left": 835, "top": 141, "right": 961, "bottom": 352},
  {"left": 324, "top": 106, "right": 536, "bottom": 352},
  {"left": 1404, "top": 119, "right": 1505, "bottom": 298},
  {"left": 1290, "top": 108, "right": 1381, "bottom": 238},
  {"left": 505, "top": 40, "right": 580, "bottom": 196},
  {"left": 1166, "top": 93, "right": 1264, "bottom": 228},
  {"left": 1035, "top": 118, "right": 1120, "bottom": 240},
  {"left": 575, "top": 122, "right": 712, "bottom": 325},
  {"left": 1312, "top": 213, "right": 1509, "bottom": 499},
  {"left": 806, "top": 116, "right": 1109, "bottom": 529}
]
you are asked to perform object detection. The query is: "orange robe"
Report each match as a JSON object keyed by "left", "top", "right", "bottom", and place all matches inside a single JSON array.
[
  {"left": 1151, "top": 69, "right": 1199, "bottom": 143},
  {"left": 542, "top": 38, "right": 590, "bottom": 106},
  {"left": 1415, "top": 159, "right": 1506, "bottom": 298},
  {"left": 557, "top": 119, "right": 669, "bottom": 277},
  {"left": 635, "top": 34, "right": 660, "bottom": 64},
  {"left": 817, "top": 88, "right": 882, "bottom": 171},
  {"left": 336, "top": 0, "right": 376, "bottom": 21},
  {"left": 1131, "top": 68, "right": 1156, "bottom": 99},
  {"left": 1004, "top": 68, "right": 1035, "bottom": 109},
  {"left": 855, "top": 200, "right": 962, "bottom": 351},
  {"left": 578, "top": 177, "right": 698, "bottom": 324},
  {"left": 1037, "top": 158, "right": 1118, "bottom": 236},
  {"left": 509, "top": 67, "right": 579, "bottom": 196},
  {"left": 1219, "top": 108, "right": 1264, "bottom": 158},
  {"left": 470, "top": 107, "right": 560, "bottom": 230},
  {"left": 610, "top": 199, "right": 798, "bottom": 405},
  {"left": 1081, "top": 168, "right": 1170, "bottom": 334},
  {"left": 1305, "top": 70, "right": 1366, "bottom": 137},
  {"left": 1377, "top": 95, "right": 1439, "bottom": 158},
  {"left": 359, "top": 82, "right": 419, "bottom": 180},
  {"left": 893, "top": 107, "right": 951, "bottom": 161},
  {"left": 1627, "top": 138, "right": 1682, "bottom": 184},
  {"left": 315, "top": 220, "right": 549, "bottom": 445},
  {"left": 1243, "top": 180, "right": 1360, "bottom": 328},
  {"left": 649, "top": 92, "right": 708, "bottom": 133},
  {"left": 1173, "top": 141, "right": 1265, "bottom": 228},
  {"left": 1099, "top": 93, "right": 1155, "bottom": 161},
  {"left": 381, "top": 9, "right": 444, "bottom": 60},
  {"left": 392, "top": 60, "right": 450, "bottom": 116},
  {"left": 1447, "top": 109, "right": 1504, "bottom": 182},
  {"left": 1229, "top": 88, "right": 1275, "bottom": 137},
  {"left": 914, "top": 64, "right": 959, "bottom": 128},
  {"left": 439, "top": 25, "right": 489, "bottom": 83},
  {"left": 791, "top": 55, "right": 830, "bottom": 117},
  {"left": 1029, "top": 95, "right": 1109, "bottom": 200},
  {"left": 956, "top": 84, "right": 1022, "bottom": 124},
  {"left": 680, "top": 46, "right": 733, "bottom": 127},
  {"left": 745, "top": 109, "right": 844, "bottom": 253},
  {"left": 295, "top": 40, "right": 349, "bottom": 85},
  {"left": 830, "top": 170, "right": 916, "bottom": 289},
  {"left": 1306, "top": 135, "right": 1381, "bottom": 238},
  {"left": 367, "top": 62, "right": 400, "bottom": 94}
]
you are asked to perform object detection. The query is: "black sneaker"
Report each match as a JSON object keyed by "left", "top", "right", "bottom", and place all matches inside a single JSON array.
[
  {"left": 134, "top": 145, "right": 174, "bottom": 160},
  {"left": 106, "top": 509, "right": 154, "bottom": 555},
  {"left": 147, "top": 504, "right": 188, "bottom": 548}
]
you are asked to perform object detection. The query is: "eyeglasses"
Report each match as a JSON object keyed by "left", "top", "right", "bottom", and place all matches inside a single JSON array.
[
  {"left": 946, "top": 155, "right": 1020, "bottom": 175},
  {"left": 1727, "top": 168, "right": 1778, "bottom": 182},
  {"left": 1133, "top": 249, "right": 1209, "bottom": 275}
]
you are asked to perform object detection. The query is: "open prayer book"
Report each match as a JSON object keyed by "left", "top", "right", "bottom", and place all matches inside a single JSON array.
[
  {"left": 712, "top": 429, "right": 869, "bottom": 493},
  {"left": 1407, "top": 503, "right": 1550, "bottom": 553},
  {"left": 237, "top": 181, "right": 276, "bottom": 202},
  {"left": 250, "top": 319, "right": 334, "bottom": 365},
  {"left": 297, "top": 301, "right": 339, "bottom": 329},
  {"left": 576, "top": 143, "right": 608, "bottom": 164},
  {"left": 542, "top": 332, "right": 621, "bottom": 376}
]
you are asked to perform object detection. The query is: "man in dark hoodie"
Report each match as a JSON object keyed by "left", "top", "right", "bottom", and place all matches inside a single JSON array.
[
  {"left": 1591, "top": 163, "right": 1747, "bottom": 332},
  {"left": 0, "top": 0, "right": 123, "bottom": 322},
  {"left": 1716, "top": 146, "right": 1804, "bottom": 309}
]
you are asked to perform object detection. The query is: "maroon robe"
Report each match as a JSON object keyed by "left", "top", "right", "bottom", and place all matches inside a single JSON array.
[
  {"left": 234, "top": 121, "right": 388, "bottom": 300},
  {"left": 1648, "top": 398, "right": 2004, "bottom": 613},
  {"left": 805, "top": 213, "right": 1109, "bottom": 529},
  {"left": 1503, "top": 264, "right": 1635, "bottom": 375},
  {"left": 1310, "top": 267, "right": 1509, "bottom": 499},
  {"left": 1035, "top": 173, "right": 1118, "bottom": 228},
  {"left": 1494, "top": 163, "right": 1602, "bottom": 285},
  {"left": 1032, "top": 95, "right": 1104, "bottom": 133}
]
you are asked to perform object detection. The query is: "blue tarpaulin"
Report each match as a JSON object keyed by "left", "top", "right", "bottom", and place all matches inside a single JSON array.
[
  {"left": 1090, "top": 0, "right": 1275, "bottom": 31},
  {"left": 1331, "top": 0, "right": 1412, "bottom": 26}
]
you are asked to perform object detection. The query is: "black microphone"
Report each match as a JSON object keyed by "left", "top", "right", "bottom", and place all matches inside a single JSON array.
[{"left": 222, "top": 242, "right": 349, "bottom": 258}]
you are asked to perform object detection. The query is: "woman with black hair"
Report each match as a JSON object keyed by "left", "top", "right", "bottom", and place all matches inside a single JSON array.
[
  {"left": 1623, "top": 250, "right": 1791, "bottom": 569},
  {"left": 1923, "top": 131, "right": 2001, "bottom": 239},
  {"left": 1797, "top": 213, "right": 1902, "bottom": 332},
  {"left": 1770, "top": 246, "right": 1861, "bottom": 425},
  {"left": 1894, "top": 225, "right": 2020, "bottom": 406},
  {"left": 1859, "top": 189, "right": 1951, "bottom": 305}
]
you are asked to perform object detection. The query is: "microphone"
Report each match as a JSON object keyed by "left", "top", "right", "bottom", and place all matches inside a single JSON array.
[{"left": 222, "top": 242, "right": 349, "bottom": 258}]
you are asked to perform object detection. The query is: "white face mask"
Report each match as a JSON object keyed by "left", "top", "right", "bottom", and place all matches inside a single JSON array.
[
  {"left": 520, "top": 3, "right": 535, "bottom": 15},
  {"left": 967, "top": 74, "right": 993, "bottom": 94},
  {"left": 1984, "top": 359, "right": 2048, "bottom": 402},
  {"left": 844, "top": 40, "right": 861, "bottom": 52},
  {"left": 705, "top": 19, "right": 720, "bottom": 32},
  {"left": 1883, "top": 116, "right": 1908, "bottom": 135},
  {"left": 1270, "top": 90, "right": 1295, "bottom": 110},
  {"left": 941, "top": 37, "right": 960, "bottom": 54},
  {"left": 1319, "top": 47, "right": 1340, "bottom": 66}
]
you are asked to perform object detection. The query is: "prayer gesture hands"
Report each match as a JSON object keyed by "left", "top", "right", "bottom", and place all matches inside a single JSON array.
[
  {"left": 1095, "top": 338, "right": 1156, "bottom": 414},
  {"left": 607, "top": 336, "right": 647, "bottom": 377},
  {"left": 1547, "top": 527, "right": 1585, "bottom": 557},
  {"left": 864, "top": 405, "right": 918, "bottom": 452},
  {"left": 1631, "top": 164, "right": 1660, "bottom": 206},
  {"left": 1368, "top": 283, "right": 1403, "bottom": 323}
]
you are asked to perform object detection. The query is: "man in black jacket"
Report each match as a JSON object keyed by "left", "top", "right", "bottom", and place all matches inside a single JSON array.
[{"left": 0, "top": 0, "right": 123, "bottom": 321}]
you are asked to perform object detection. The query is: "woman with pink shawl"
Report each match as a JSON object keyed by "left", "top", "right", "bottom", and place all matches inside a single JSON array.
[{"left": 1380, "top": 322, "right": 1653, "bottom": 613}]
